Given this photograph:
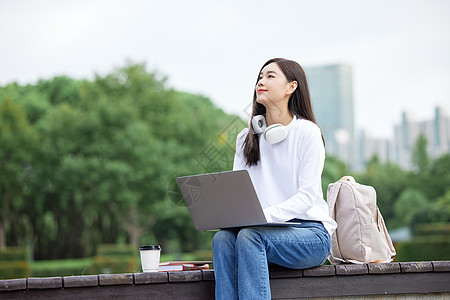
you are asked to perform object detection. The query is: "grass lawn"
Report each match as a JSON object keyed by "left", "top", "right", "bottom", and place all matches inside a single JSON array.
[
  {"left": 32, "top": 258, "right": 93, "bottom": 277},
  {"left": 30, "top": 251, "right": 212, "bottom": 277}
]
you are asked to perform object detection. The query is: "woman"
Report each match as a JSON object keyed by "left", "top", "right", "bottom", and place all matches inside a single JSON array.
[{"left": 212, "top": 58, "right": 337, "bottom": 299}]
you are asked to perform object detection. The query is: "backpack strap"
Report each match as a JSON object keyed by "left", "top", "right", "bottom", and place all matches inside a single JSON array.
[
  {"left": 376, "top": 207, "right": 396, "bottom": 261},
  {"left": 327, "top": 181, "right": 346, "bottom": 264},
  {"left": 339, "top": 176, "right": 356, "bottom": 185}
]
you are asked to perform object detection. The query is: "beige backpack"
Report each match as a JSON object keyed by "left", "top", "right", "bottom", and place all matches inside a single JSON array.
[{"left": 327, "top": 176, "right": 396, "bottom": 264}]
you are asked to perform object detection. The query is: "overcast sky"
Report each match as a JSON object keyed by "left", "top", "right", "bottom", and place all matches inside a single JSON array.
[{"left": 1, "top": 0, "right": 449, "bottom": 138}]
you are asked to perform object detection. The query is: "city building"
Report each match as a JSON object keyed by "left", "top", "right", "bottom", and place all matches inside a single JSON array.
[
  {"left": 306, "top": 64, "right": 355, "bottom": 139},
  {"left": 306, "top": 64, "right": 450, "bottom": 171},
  {"left": 306, "top": 64, "right": 354, "bottom": 158},
  {"left": 351, "top": 107, "right": 449, "bottom": 171},
  {"left": 392, "top": 107, "right": 450, "bottom": 170}
]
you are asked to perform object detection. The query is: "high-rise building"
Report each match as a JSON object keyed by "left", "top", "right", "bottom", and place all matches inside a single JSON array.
[
  {"left": 393, "top": 107, "right": 450, "bottom": 169},
  {"left": 305, "top": 63, "right": 450, "bottom": 171},
  {"left": 306, "top": 64, "right": 355, "bottom": 149}
]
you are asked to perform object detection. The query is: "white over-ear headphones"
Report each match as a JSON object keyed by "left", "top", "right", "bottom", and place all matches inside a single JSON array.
[{"left": 251, "top": 115, "right": 297, "bottom": 144}]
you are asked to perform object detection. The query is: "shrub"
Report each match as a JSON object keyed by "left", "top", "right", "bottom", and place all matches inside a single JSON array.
[
  {"left": 395, "top": 235, "right": 450, "bottom": 262},
  {"left": 97, "top": 244, "right": 136, "bottom": 256},
  {"left": 89, "top": 244, "right": 139, "bottom": 274},
  {"left": 89, "top": 255, "right": 138, "bottom": 274},
  {"left": 413, "top": 223, "right": 450, "bottom": 236},
  {"left": 0, "top": 260, "right": 31, "bottom": 279},
  {"left": 31, "top": 258, "right": 92, "bottom": 277},
  {"left": 0, "top": 247, "right": 31, "bottom": 279},
  {"left": 0, "top": 246, "right": 31, "bottom": 261}
]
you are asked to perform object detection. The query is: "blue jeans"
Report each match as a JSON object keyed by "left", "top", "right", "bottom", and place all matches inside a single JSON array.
[{"left": 212, "top": 220, "right": 330, "bottom": 300}]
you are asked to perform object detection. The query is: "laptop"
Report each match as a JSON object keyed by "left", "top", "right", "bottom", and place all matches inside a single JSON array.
[{"left": 176, "top": 170, "right": 301, "bottom": 230}]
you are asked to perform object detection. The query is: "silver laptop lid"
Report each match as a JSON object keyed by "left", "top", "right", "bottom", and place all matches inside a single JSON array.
[{"left": 176, "top": 170, "right": 267, "bottom": 230}]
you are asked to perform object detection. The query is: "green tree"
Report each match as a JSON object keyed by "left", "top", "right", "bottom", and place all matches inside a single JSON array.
[
  {"left": 0, "top": 97, "right": 37, "bottom": 249},
  {"left": 36, "top": 76, "right": 81, "bottom": 106},
  {"left": 0, "top": 62, "right": 241, "bottom": 259},
  {"left": 411, "top": 134, "right": 430, "bottom": 195},
  {"left": 358, "top": 155, "right": 409, "bottom": 227},
  {"left": 393, "top": 188, "right": 429, "bottom": 227},
  {"left": 412, "top": 134, "right": 429, "bottom": 174},
  {"left": 322, "top": 155, "right": 348, "bottom": 197},
  {"left": 426, "top": 154, "right": 450, "bottom": 201},
  {"left": 410, "top": 190, "right": 450, "bottom": 227}
]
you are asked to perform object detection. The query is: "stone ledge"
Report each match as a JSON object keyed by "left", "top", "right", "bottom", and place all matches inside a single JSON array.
[
  {"left": 368, "top": 262, "right": 401, "bottom": 274},
  {"left": 432, "top": 260, "right": 450, "bottom": 272},
  {"left": 201, "top": 269, "right": 215, "bottom": 281},
  {"left": 169, "top": 270, "right": 202, "bottom": 283},
  {"left": 27, "top": 277, "right": 62, "bottom": 289},
  {"left": 99, "top": 273, "right": 134, "bottom": 286},
  {"left": 303, "top": 264, "right": 335, "bottom": 276},
  {"left": 134, "top": 272, "right": 168, "bottom": 284},
  {"left": 400, "top": 261, "right": 433, "bottom": 273},
  {"left": 1, "top": 261, "right": 449, "bottom": 298},
  {"left": 0, "top": 278, "right": 26, "bottom": 292},
  {"left": 335, "top": 263, "right": 368, "bottom": 275},
  {"left": 63, "top": 275, "right": 99, "bottom": 288}
]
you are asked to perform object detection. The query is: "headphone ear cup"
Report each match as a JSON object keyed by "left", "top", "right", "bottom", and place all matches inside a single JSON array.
[
  {"left": 264, "top": 124, "right": 288, "bottom": 144},
  {"left": 251, "top": 115, "right": 267, "bottom": 134}
]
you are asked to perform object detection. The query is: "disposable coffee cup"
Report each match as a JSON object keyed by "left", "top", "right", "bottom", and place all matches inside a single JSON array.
[{"left": 139, "top": 245, "right": 161, "bottom": 272}]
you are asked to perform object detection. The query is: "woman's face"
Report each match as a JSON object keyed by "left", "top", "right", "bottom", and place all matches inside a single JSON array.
[{"left": 255, "top": 62, "right": 292, "bottom": 108}]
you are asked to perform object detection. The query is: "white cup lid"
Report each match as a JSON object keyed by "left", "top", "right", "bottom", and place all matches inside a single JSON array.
[{"left": 139, "top": 245, "right": 161, "bottom": 250}]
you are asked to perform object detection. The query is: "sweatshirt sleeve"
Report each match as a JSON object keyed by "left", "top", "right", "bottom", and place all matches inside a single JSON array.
[
  {"left": 263, "top": 123, "right": 325, "bottom": 222},
  {"left": 233, "top": 128, "right": 249, "bottom": 171}
]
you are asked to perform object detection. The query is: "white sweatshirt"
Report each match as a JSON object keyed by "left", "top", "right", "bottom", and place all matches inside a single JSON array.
[{"left": 233, "top": 116, "right": 337, "bottom": 236}]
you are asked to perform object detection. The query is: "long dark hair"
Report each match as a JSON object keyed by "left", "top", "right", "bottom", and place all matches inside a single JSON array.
[{"left": 243, "top": 58, "right": 322, "bottom": 166}]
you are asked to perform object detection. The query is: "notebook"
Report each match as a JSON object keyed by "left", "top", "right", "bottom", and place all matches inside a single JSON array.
[{"left": 176, "top": 170, "right": 301, "bottom": 230}]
